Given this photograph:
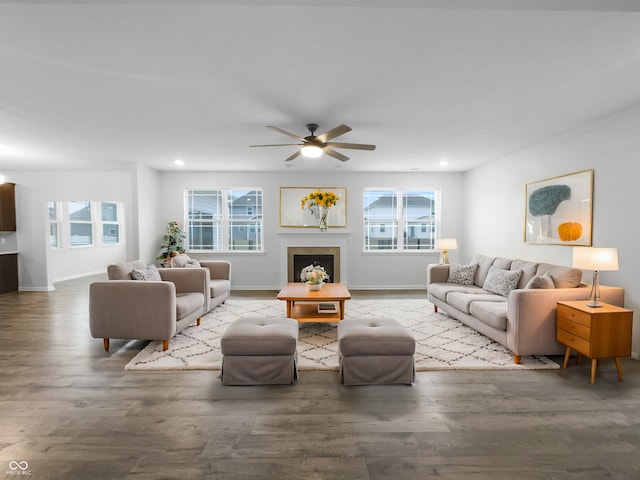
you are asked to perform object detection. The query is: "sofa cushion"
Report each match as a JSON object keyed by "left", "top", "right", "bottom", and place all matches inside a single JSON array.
[
  {"left": 468, "top": 301, "right": 508, "bottom": 331},
  {"left": 448, "top": 262, "right": 478, "bottom": 285},
  {"left": 107, "top": 260, "right": 147, "bottom": 280},
  {"left": 429, "top": 283, "right": 485, "bottom": 302},
  {"left": 131, "top": 264, "right": 162, "bottom": 281},
  {"left": 493, "top": 257, "right": 513, "bottom": 270},
  {"left": 525, "top": 274, "right": 556, "bottom": 289},
  {"left": 447, "top": 291, "right": 506, "bottom": 314},
  {"left": 536, "top": 263, "right": 582, "bottom": 288},
  {"left": 483, "top": 266, "right": 521, "bottom": 297},
  {"left": 511, "top": 259, "right": 539, "bottom": 289},
  {"left": 175, "top": 292, "right": 204, "bottom": 320},
  {"left": 471, "top": 255, "right": 496, "bottom": 287}
]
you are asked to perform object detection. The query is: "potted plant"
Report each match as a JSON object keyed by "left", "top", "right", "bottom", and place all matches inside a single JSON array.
[{"left": 156, "top": 221, "right": 186, "bottom": 266}]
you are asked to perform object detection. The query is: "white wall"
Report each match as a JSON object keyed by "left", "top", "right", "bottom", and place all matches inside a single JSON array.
[
  {"left": 464, "top": 105, "right": 640, "bottom": 357},
  {"left": 157, "top": 171, "right": 465, "bottom": 290},
  {"left": 6, "top": 169, "right": 137, "bottom": 290}
]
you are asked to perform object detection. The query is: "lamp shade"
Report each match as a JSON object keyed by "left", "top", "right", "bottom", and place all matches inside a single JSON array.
[
  {"left": 572, "top": 247, "right": 619, "bottom": 271},
  {"left": 436, "top": 238, "right": 457, "bottom": 250}
]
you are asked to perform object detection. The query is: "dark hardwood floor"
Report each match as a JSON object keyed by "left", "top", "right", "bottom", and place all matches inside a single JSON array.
[{"left": 1, "top": 275, "right": 639, "bottom": 479}]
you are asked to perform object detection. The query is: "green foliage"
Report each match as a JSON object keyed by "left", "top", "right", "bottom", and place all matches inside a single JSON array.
[
  {"left": 528, "top": 185, "right": 571, "bottom": 217},
  {"left": 156, "top": 221, "right": 186, "bottom": 260}
]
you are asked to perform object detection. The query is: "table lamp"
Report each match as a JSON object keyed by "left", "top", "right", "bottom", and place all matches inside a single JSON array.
[
  {"left": 436, "top": 238, "right": 457, "bottom": 265},
  {"left": 572, "top": 247, "right": 619, "bottom": 308}
]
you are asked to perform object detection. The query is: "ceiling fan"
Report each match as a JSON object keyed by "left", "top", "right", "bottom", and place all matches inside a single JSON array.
[{"left": 250, "top": 123, "right": 376, "bottom": 162}]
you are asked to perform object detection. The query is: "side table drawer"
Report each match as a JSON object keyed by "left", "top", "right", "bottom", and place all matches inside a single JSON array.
[
  {"left": 557, "top": 329, "right": 590, "bottom": 356},
  {"left": 557, "top": 316, "right": 590, "bottom": 341},
  {"left": 557, "top": 304, "right": 591, "bottom": 327}
]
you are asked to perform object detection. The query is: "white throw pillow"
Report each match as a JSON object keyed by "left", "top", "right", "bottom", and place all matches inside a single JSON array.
[
  {"left": 131, "top": 264, "right": 162, "bottom": 281},
  {"left": 525, "top": 273, "right": 555, "bottom": 289},
  {"left": 447, "top": 262, "right": 478, "bottom": 286},
  {"left": 483, "top": 266, "right": 521, "bottom": 297}
]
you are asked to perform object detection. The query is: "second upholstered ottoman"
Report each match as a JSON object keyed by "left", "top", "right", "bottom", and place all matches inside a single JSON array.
[{"left": 337, "top": 317, "right": 415, "bottom": 385}]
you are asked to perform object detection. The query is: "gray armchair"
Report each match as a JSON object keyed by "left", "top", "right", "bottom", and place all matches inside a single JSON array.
[
  {"left": 89, "top": 260, "right": 209, "bottom": 352},
  {"left": 170, "top": 254, "right": 231, "bottom": 310}
]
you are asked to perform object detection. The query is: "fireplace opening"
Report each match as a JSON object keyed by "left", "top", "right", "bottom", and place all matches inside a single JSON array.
[{"left": 287, "top": 247, "right": 340, "bottom": 283}]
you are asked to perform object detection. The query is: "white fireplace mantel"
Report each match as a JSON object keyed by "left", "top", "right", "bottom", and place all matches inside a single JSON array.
[{"left": 278, "top": 232, "right": 350, "bottom": 285}]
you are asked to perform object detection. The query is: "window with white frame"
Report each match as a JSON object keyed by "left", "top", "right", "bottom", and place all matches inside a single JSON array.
[
  {"left": 186, "top": 188, "right": 263, "bottom": 252},
  {"left": 100, "top": 202, "right": 120, "bottom": 244},
  {"left": 49, "top": 201, "right": 123, "bottom": 249},
  {"left": 48, "top": 201, "right": 59, "bottom": 248},
  {"left": 69, "top": 201, "right": 93, "bottom": 246},
  {"left": 363, "top": 189, "right": 438, "bottom": 251}
]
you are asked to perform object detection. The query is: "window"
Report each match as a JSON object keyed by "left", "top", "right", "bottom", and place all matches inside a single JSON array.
[
  {"left": 363, "top": 189, "right": 438, "bottom": 251},
  {"left": 186, "top": 188, "right": 263, "bottom": 252},
  {"left": 48, "top": 201, "right": 59, "bottom": 248},
  {"left": 69, "top": 201, "right": 93, "bottom": 246},
  {"left": 100, "top": 202, "right": 120, "bottom": 244}
]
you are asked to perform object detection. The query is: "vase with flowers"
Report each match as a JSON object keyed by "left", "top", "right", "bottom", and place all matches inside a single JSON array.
[
  {"left": 300, "top": 189, "right": 339, "bottom": 231},
  {"left": 300, "top": 263, "right": 329, "bottom": 290},
  {"left": 156, "top": 221, "right": 186, "bottom": 266}
]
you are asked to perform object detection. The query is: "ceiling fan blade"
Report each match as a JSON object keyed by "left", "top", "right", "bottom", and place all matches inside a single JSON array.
[
  {"left": 315, "top": 124, "right": 352, "bottom": 143},
  {"left": 285, "top": 150, "right": 302, "bottom": 162},
  {"left": 324, "top": 147, "right": 349, "bottom": 162},
  {"left": 250, "top": 143, "right": 302, "bottom": 147},
  {"left": 266, "top": 126, "right": 307, "bottom": 143},
  {"left": 325, "top": 142, "right": 376, "bottom": 151}
]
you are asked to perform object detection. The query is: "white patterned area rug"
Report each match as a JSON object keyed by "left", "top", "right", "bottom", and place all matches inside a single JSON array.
[{"left": 124, "top": 299, "right": 560, "bottom": 371}]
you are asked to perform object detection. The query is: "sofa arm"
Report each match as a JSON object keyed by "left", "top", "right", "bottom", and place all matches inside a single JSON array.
[
  {"left": 160, "top": 268, "right": 211, "bottom": 312},
  {"left": 89, "top": 280, "right": 177, "bottom": 341},
  {"left": 200, "top": 260, "right": 231, "bottom": 281},
  {"left": 427, "top": 264, "right": 450, "bottom": 286},
  {"left": 506, "top": 284, "right": 625, "bottom": 356}
]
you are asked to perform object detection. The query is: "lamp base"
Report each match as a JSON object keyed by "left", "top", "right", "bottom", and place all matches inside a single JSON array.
[
  {"left": 440, "top": 250, "right": 449, "bottom": 265},
  {"left": 586, "top": 301, "right": 603, "bottom": 308}
]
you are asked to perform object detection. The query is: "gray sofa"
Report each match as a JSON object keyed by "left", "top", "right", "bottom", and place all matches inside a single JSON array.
[
  {"left": 427, "top": 254, "right": 625, "bottom": 364},
  {"left": 89, "top": 260, "right": 209, "bottom": 351},
  {"left": 170, "top": 254, "right": 231, "bottom": 311}
]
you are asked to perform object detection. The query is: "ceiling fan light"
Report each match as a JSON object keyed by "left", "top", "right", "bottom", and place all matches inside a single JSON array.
[{"left": 301, "top": 145, "right": 323, "bottom": 158}]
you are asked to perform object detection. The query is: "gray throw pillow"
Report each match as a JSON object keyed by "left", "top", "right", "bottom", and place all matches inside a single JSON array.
[
  {"left": 483, "top": 266, "right": 521, "bottom": 297},
  {"left": 525, "top": 274, "right": 555, "bottom": 289},
  {"left": 447, "top": 262, "right": 478, "bottom": 286},
  {"left": 131, "top": 264, "right": 162, "bottom": 281}
]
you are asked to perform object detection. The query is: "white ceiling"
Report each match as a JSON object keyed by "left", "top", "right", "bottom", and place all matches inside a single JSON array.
[{"left": 1, "top": 0, "right": 640, "bottom": 173}]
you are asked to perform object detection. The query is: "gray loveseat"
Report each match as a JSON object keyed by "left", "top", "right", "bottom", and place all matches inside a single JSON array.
[
  {"left": 170, "top": 254, "right": 231, "bottom": 311},
  {"left": 89, "top": 260, "right": 209, "bottom": 351},
  {"left": 427, "top": 254, "right": 625, "bottom": 364}
]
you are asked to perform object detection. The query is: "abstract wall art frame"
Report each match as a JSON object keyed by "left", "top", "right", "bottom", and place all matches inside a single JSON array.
[{"left": 524, "top": 169, "right": 593, "bottom": 246}]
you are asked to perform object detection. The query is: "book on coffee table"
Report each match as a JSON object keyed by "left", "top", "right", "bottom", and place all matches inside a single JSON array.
[{"left": 318, "top": 303, "right": 338, "bottom": 313}]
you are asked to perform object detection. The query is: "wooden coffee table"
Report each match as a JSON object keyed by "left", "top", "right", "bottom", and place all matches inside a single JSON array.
[{"left": 277, "top": 282, "right": 351, "bottom": 323}]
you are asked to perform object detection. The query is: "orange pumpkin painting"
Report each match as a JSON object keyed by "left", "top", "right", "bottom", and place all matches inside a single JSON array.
[{"left": 557, "top": 222, "right": 583, "bottom": 241}]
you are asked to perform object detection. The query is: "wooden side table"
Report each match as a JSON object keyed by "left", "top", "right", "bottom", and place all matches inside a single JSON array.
[{"left": 556, "top": 300, "right": 633, "bottom": 384}]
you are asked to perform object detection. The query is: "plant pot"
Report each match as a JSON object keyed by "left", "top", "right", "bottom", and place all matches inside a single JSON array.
[{"left": 307, "top": 282, "right": 323, "bottom": 291}]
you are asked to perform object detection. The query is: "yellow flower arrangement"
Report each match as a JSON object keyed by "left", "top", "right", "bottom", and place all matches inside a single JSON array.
[{"left": 300, "top": 189, "right": 339, "bottom": 209}]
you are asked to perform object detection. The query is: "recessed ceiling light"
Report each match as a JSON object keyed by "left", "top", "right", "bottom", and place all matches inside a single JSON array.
[
  {"left": 439, "top": 160, "right": 449, "bottom": 167},
  {"left": 174, "top": 159, "right": 184, "bottom": 166}
]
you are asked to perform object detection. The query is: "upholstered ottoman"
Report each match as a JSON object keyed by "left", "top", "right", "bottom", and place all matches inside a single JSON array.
[
  {"left": 220, "top": 317, "right": 298, "bottom": 385},
  {"left": 337, "top": 318, "right": 415, "bottom": 385}
]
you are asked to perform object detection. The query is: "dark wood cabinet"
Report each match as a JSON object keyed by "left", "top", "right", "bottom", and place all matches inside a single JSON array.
[
  {"left": 0, "top": 253, "right": 18, "bottom": 293},
  {"left": 0, "top": 182, "right": 16, "bottom": 231}
]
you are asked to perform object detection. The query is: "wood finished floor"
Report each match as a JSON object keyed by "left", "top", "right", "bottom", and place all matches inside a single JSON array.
[{"left": 1, "top": 275, "right": 639, "bottom": 480}]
